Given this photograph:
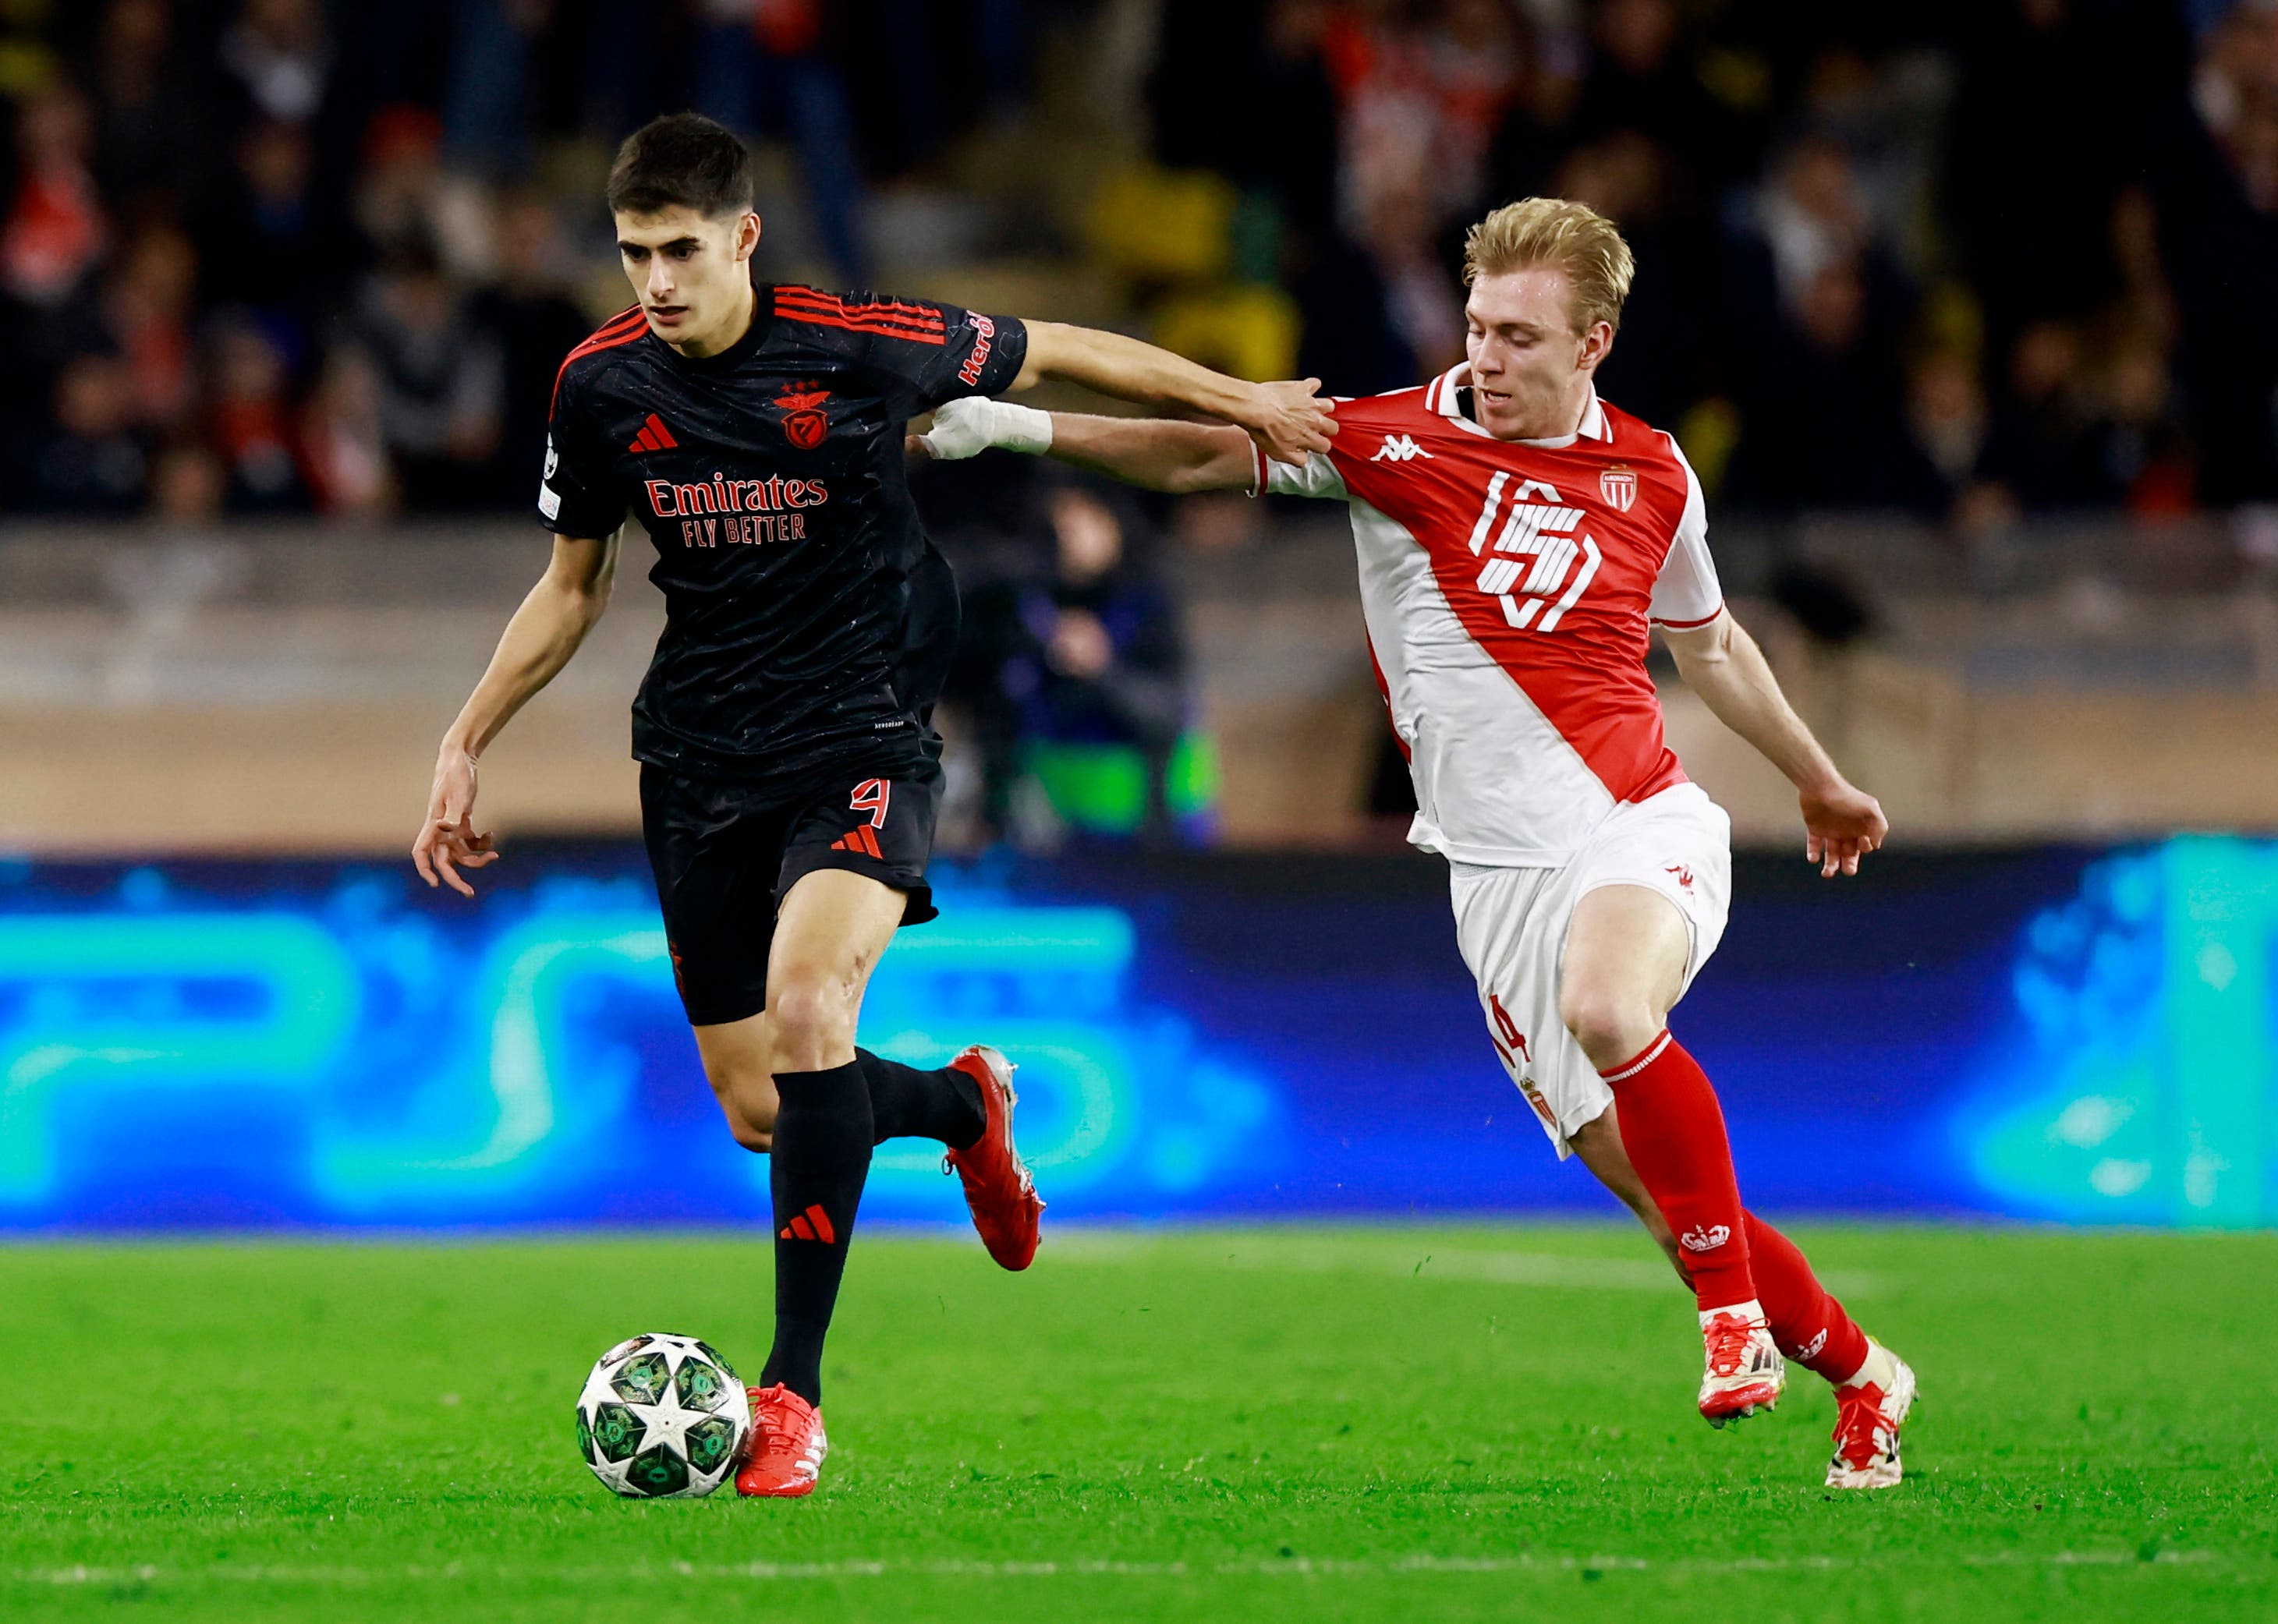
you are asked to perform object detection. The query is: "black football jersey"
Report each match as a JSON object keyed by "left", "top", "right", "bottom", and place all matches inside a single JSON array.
[{"left": 540, "top": 284, "right": 1029, "bottom": 791}]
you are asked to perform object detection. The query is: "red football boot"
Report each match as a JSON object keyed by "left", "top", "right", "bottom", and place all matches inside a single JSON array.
[
  {"left": 941, "top": 1044, "right": 1043, "bottom": 1270},
  {"left": 736, "top": 1383, "right": 827, "bottom": 1498}
]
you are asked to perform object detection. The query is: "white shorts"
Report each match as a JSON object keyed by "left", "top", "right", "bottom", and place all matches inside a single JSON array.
[{"left": 1449, "top": 782, "right": 1732, "bottom": 1161}]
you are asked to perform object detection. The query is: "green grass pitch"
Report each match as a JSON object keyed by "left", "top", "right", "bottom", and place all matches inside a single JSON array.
[{"left": 5, "top": 1224, "right": 2273, "bottom": 1622}]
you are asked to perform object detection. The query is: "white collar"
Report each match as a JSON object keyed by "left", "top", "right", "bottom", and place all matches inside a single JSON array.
[{"left": 1426, "top": 365, "right": 1610, "bottom": 447}]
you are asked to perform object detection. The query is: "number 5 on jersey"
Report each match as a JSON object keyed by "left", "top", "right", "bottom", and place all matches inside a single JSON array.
[{"left": 1466, "top": 471, "right": 1600, "bottom": 632}]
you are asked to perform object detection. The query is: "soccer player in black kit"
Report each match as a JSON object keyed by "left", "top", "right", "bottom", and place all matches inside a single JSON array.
[{"left": 409, "top": 114, "right": 1334, "bottom": 1497}]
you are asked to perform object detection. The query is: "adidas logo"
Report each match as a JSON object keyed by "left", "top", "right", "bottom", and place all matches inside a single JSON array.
[
  {"left": 778, "top": 1204, "right": 837, "bottom": 1244},
  {"left": 627, "top": 412, "right": 678, "bottom": 455},
  {"left": 830, "top": 825, "right": 883, "bottom": 858}
]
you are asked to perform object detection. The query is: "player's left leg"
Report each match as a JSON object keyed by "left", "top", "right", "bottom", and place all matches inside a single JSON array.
[
  {"left": 1571, "top": 1109, "right": 1917, "bottom": 1485},
  {"left": 737, "top": 868, "right": 903, "bottom": 1498},
  {"left": 1560, "top": 883, "right": 1783, "bottom": 1425},
  {"left": 690, "top": 1014, "right": 997, "bottom": 1157}
]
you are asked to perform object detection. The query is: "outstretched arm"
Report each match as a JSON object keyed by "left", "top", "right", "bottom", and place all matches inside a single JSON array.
[
  {"left": 1011, "top": 321, "right": 1332, "bottom": 465},
  {"left": 909, "top": 398, "right": 1263, "bottom": 493},
  {"left": 413, "top": 532, "right": 618, "bottom": 896},
  {"left": 1660, "top": 610, "right": 1888, "bottom": 877}
]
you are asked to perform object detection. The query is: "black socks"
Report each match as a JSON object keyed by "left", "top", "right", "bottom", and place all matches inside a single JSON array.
[
  {"left": 760, "top": 1060, "right": 873, "bottom": 1406},
  {"left": 756, "top": 1053, "right": 987, "bottom": 1406},
  {"left": 857, "top": 1049, "right": 986, "bottom": 1150}
]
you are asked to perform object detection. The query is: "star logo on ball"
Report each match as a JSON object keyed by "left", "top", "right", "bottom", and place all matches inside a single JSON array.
[{"left": 774, "top": 385, "right": 832, "bottom": 450}]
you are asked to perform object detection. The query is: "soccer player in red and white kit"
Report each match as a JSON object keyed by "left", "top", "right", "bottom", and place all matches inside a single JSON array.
[{"left": 916, "top": 198, "right": 1917, "bottom": 1490}]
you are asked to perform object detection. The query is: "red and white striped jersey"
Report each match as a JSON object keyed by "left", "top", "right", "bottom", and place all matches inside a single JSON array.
[{"left": 1256, "top": 364, "right": 1722, "bottom": 866}]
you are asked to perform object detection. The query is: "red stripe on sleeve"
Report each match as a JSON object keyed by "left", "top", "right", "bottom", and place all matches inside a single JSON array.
[{"left": 551, "top": 309, "right": 649, "bottom": 412}]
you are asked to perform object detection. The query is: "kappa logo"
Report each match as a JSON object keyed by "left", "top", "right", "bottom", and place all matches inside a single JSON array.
[
  {"left": 1600, "top": 465, "right": 1638, "bottom": 512},
  {"left": 1679, "top": 1223, "right": 1732, "bottom": 1254},
  {"left": 774, "top": 384, "right": 831, "bottom": 450},
  {"left": 1666, "top": 863, "right": 1695, "bottom": 891},
  {"left": 1372, "top": 434, "right": 1434, "bottom": 462}
]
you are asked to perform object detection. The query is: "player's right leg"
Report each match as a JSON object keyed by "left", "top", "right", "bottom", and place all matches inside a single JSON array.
[{"left": 1571, "top": 1110, "right": 1918, "bottom": 1487}]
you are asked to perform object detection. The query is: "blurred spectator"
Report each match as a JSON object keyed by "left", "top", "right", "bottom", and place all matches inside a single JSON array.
[
  {"left": 1975, "top": 321, "right": 2124, "bottom": 513},
  {"left": 205, "top": 320, "right": 310, "bottom": 513},
  {"left": 693, "top": 0, "right": 867, "bottom": 284},
  {"left": 1569, "top": 0, "right": 1727, "bottom": 179},
  {"left": 442, "top": 0, "right": 543, "bottom": 179},
  {"left": 1722, "top": 137, "right": 1927, "bottom": 511},
  {"left": 298, "top": 346, "right": 395, "bottom": 518},
  {"left": 101, "top": 225, "right": 199, "bottom": 430},
  {"left": 147, "top": 441, "right": 226, "bottom": 525},
  {"left": 1555, "top": 131, "right": 1710, "bottom": 430},
  {"left": 1322, "top": 0, "right": 1522, "bottom": 242},
  {"left": 351, "top": 108, "right": 494, "bottom": 281},
  {"left": 349, "top": 241, "right": 504, "bottom": 511},
  {"left": 1723, "top": 254, "right": 1933, "bottom": 515},
  {"left": 195, "top": 119, "right": 352, "bottom": 345},
  {"left": 958, "top": 483, "right": 1192, "bottom": 846},
  {"left": 1904, "top": 347, "right": 1991, "bottom": 511},
  {"left": 2147, "top": 0, "right": 2278, "bottom": 503},
  {"left": 3, "top": 83, "right": 108, "bottom": 309},
  {"left": 35, "top": 352, "right": 147, "bottom": 514},
  {"left": 480, "top": 193, "right": 595, "bottom": 503},
  {"left": 218, "top": 0, "right": 331, "bottom": 130},
  {"left": 2095, "top": 327, "right": 2196, "bottom": 517},
  {"left": 90, "top": 0, "right": 204, "bottom": 210},
  {"left": 1941, "top": 0, "right": 2167, "bottom": 350}
]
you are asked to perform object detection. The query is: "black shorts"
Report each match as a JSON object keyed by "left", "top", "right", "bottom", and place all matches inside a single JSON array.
[{"left": 639, "top": 761, "right": 943, "bottom": 1026}]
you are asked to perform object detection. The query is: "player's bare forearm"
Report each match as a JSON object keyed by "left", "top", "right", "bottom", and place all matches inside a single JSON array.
[
  {"left": 1011, "top": 321, "right": 1332, "bottom": 463},
  {"left": 1661, "top": 610, "right": 1888, "bottom": 876},
  {"left": 1043, "top": 414, "right": 1258, "bottom": 494},
  {"left": 1662, "top": 614, "right": 1837, "bottom": 791},
  {"left": 416, "top": 535, "right": 616, "bottom": 896},
  {"left": 441, "top": 534, "right": 618, "bottom": 759}
]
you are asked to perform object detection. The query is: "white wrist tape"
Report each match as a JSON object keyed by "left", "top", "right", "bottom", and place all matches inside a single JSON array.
[{"left": 920, "top": 396, "right": 1053, "bottom": 460}]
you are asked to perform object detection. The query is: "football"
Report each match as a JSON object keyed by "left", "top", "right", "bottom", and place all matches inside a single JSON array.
[{"left": 573, "top": 1333, "right": 749, "bottom": 1498}]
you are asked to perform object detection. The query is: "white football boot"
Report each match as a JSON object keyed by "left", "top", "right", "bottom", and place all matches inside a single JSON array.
[
  {"left": 1699, "top": 1302, "right": 1786, "bottom": 1427},
  {"left": 1826, "top": 1339, "right": 1917, "bottom": 1490}
]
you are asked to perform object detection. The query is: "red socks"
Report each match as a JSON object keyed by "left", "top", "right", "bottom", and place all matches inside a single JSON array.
[
  {"left": 1600, "top": 1031, "right": 1755, "bottom": 1311},
  {"left": 1744, "top": 1211, "right": 1869, "bottom": 1383},
  {"left": 1599, "top": 1030, "right": 1870, "bottom": 1382}
]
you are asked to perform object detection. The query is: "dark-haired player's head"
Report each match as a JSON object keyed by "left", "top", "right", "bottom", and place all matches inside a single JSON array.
[{"left": 607, "top": 113, "right": 761, "bottom": 357}]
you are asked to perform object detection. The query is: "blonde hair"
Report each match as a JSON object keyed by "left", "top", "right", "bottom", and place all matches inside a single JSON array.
[{"left": 1462, "top": 198, "right": 1635, "bottom": 334}]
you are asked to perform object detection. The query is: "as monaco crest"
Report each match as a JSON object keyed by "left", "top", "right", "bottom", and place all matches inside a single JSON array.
[
  {"left": 775, "top": 385, "right": 831, "bottom": 450},
  {"left": 1600, "top": 465, "right": 1638, "bottom": 512}
]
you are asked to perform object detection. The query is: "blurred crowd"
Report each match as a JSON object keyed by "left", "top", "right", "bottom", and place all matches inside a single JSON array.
[
  {"left": 1157, "top": 0, "right": 2278, "bottom": 516},
  {"left": 5, "top": 0, "right": 2276, "bottom": 527},
  {"left": 0, "top": 0, "right": 1046, "bottom": 522}
]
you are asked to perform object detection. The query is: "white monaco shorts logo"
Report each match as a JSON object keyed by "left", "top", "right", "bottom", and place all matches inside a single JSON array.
[{"left": 1466, "top": 472, "right": 1600, "bottom": 632}]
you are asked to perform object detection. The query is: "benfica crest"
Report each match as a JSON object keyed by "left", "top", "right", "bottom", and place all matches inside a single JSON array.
[
  {"left": 774, "top": 385, "right": 831, "bottom": 450},
  {"left": 1600, "top": 465, "right": 1638, "bottom": 512}
]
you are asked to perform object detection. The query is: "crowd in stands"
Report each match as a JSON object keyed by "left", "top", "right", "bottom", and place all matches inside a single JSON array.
[
  {"left": 0, "top": 0, "right": 1043, "bottom": 522},
  {"left": 4, "top": 0, "right": 2274, "bottom": 526},
  {"left": 1157, "top": 0, "right": 2278, "bottom": 515}
]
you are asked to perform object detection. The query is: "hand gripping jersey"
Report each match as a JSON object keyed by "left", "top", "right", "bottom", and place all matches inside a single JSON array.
[
  {"left": 1259, "top": 365, "right": 1724, "bottom": 866},
  {"left": 541, "top": 286, "right": 1028, "bottom": 791}
]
